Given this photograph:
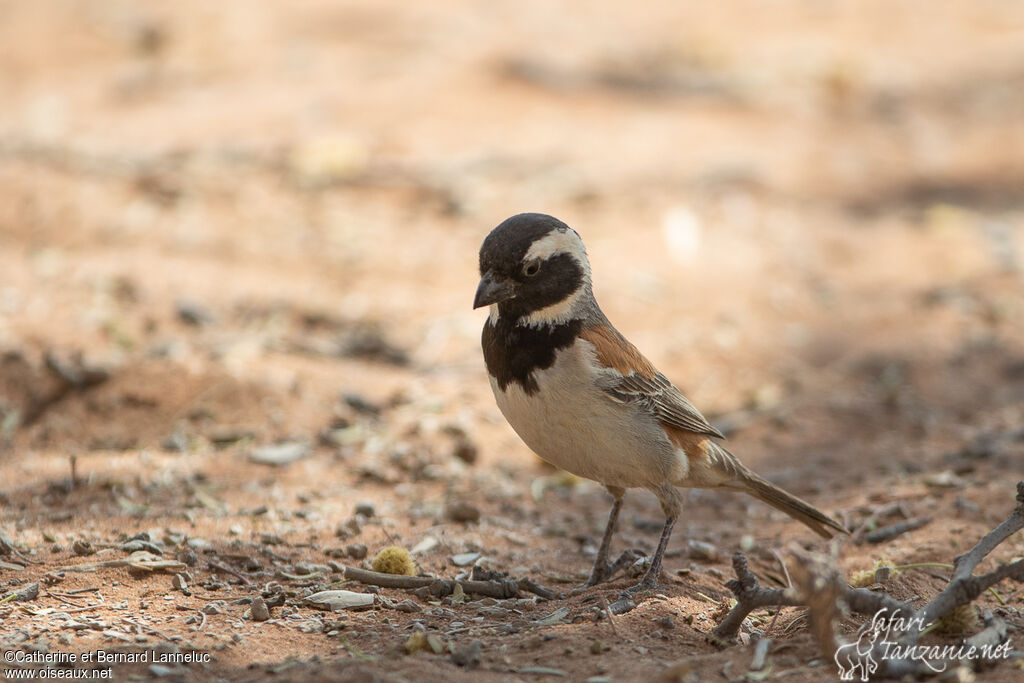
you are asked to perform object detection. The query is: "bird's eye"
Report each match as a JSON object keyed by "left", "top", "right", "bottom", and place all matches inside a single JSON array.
[{"left": 523, "top": 260, "right": 541, "bottom": 277}]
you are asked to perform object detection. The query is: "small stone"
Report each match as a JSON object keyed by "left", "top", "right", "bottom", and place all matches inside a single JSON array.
[
  {"left": 305, "top": 590, "right": 375, "bottom": 611},
  {"left": 120, "top": 540, "right": 164, "bottom": 555},
  {"left": 335, "top": 517, "right": 362, "bottom": 540},
  {"left": 393, "top": 600, "right": 422, "bottom": 613},
  {"left": 445, "top": 502, "right": 481, "bottom": 524},
  {"left": 451, "top": 437, "right": 478, "bottom": 465},
  {"left": 71, "top": 539, "right": 94, "bottom": 556},
  {"left": 535, "top": 606, "right": 570, "bottom": 626},
  {"left": 149, "top": 664, "right": 180, "bottom": 678},
  {"left": 177, "top": 550, "right": 199, "bottom": 567},
  {"left": 924, "top": 470, "right": 965, "bottom": 488},
  {"left": 451, "top": 640, "right": 482, "bottom": 668},
  {"left": 202, "top": 601, "right": 226, "bottom": 615},
  {"left": 354, "top": 502, "right": 376, "bottom": 517},
  {"left": 250, "top": 597, "right": 270, "bottom": 622},
  {"left": 345, "top": 543, "right": 367, "bottom": 560},
  {"left": 172, "top": 574, "right": 188, "bottom": 592},
  {"left": 686, "top": 540, "right": 719, "bottom": 562},
  {"left": 451, "top": 552, "right": 481, "bottom": 567},
  {"left": 411, "top": 537, "right": 439, "bottom": 555},
  {"left": 657, "top": 615, "right": 675, "bottom": 630},
  {"left": 248, "top": 441, "right": 310, "bottom": 467},
  {"left": 12, "top": 582, "right": 39, "bottom": 602},
  {"left": 186, "top": 538, "right": 210, "bottom": 551},
  {"left": 175, "top": 299, "right": 214, "bottom": 326}
]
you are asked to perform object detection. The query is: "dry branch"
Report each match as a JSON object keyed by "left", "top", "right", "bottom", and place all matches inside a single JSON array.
[
  {"left": 340, "top": 566, "right": 554, "bottom": 600},
  {"left": 712, "top": 481, "right": 1024, "bottom": 678},
  {"left": 864, "top": 516, "right": 932, "bottom": 544},
  {"left": 711, "top": 554, "right": 803, "bottom": 642}
]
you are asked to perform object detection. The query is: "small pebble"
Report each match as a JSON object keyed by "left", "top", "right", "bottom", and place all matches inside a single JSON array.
[
  {"left": 451, "top": 552, "right": 481, "bottom": 567},
  {"left": 686, "top": 540, "right": 719, "bottom": 562},
  {"left": 451, "top": 640, "right": 482, "bottom": 668},
  {"left": 345, "top": 543, "right": 368, "bottom": 560},
  {"left": 71, "top": 540, "right": 94, "bottom": 556},
  {"left": 250, "top": 597, "right": 270, "bottom": 622},
  {"left": 393, "top": 600, "right": 422, "bottom": 613},
  {"left": 202, "top": 601, "right": 226, "bottom": 615},
  {"left": 445, "top": 502, "right": 481, "bottom": 524}
]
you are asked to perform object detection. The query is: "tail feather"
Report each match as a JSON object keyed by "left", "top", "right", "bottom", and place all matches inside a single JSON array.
[
  {"left": 734, "top": 474, "right": 848, "bottom": 538},
  {"left": 676, "top": 437, "right": 848, "bottom": 539}
]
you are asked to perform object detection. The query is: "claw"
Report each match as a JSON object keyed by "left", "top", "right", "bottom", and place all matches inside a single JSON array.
[{"left": 580, "top": 548, "right": 645, "bottom": 588}]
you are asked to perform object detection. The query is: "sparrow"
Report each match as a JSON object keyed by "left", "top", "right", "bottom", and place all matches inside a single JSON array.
[{"left": 473, "top": 213, "right": 847, "bottom": 592}]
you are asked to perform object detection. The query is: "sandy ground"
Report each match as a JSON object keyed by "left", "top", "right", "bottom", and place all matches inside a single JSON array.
[{"left": 1, "top": 1, "right": 1024, "bottom": 681}]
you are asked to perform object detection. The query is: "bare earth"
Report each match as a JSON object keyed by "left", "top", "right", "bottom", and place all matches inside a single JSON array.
[{"left": 1, "top": 1, "right": 1023, "bottom": 681}]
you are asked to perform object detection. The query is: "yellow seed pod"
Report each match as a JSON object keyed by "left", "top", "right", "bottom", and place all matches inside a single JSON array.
[
  {"left": 873, "top": 557, "right": 900, "bottom": 579},
  {"left": 850, "top": 569, "right": 876, "bottom": 588},
  {"left": 372, "top": 546, "right": 416, "bottom": 576}
]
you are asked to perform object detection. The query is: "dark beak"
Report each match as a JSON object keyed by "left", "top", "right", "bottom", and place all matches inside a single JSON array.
[{"left": 473, "top": 272, "right": 516, "bottom": 309}]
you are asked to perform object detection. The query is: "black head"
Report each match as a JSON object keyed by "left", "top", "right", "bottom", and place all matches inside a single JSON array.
[{"left": 473, "top": 213, "right": 592, "bottom": 324}]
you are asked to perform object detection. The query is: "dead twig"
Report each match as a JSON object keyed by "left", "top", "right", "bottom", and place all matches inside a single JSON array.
[
  {"left": 208, "top": 560, "right": 255, "bottom": 587},
  {"left": 765, "top": 549, "right": 792, "bottom": 635},
  {"left": 851, "top": 501, "right": 907, "bottom": 543},
  {"left": 864, "top": 516, "right": 932, "bottom": 544},
  {"left": 599, "top": 596, "right": 619, "bottom": 636},
  {"left": 340, "top": 566, "right": 553, "bottom": 600},
  {"left": 59, "top": 551, "right": 185, "bottom": 574},
  {"left": 712, "top": 482, "right": 1024, "bottom": 679},
  {"left": 711, "top": 554, "right": 803, "bottom": 642},
  {"left": 915, "top": 482, "right": 1024, "bottom": 628},
  {"left": 517, "top": 577, "right": 558, "bottom": 600}
]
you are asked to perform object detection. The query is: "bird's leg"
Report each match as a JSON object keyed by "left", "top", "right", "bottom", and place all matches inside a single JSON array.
[
  {"left": 581, "top": 489, "right": 644, "bottom": 588},
  {"left": 628, "top": 513, "right": 677, "bottom": 593}
]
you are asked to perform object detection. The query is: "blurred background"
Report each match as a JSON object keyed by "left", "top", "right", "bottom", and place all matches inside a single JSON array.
[
  {"left": 1, "top": 0, "right": 1023, "bottom": 675},
  {"left": 2, "top": 0, "right": 1022, "bottom": 455}
]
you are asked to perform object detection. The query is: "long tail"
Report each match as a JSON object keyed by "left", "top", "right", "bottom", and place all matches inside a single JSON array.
[
  {"left": 734, "top": 472, "right": 848, "bottom": 539},
  {"left": 706, "top": 443, "right": 848, "bottom": 539}
]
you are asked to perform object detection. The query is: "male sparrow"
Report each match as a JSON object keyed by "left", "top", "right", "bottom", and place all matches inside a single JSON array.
[{"left": 474, "top": 213, "right": 846, "bottom": 592}]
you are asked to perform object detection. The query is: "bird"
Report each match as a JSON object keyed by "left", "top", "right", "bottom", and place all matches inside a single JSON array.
[{"left": 473, "top": 213, "right": 847, "bottom": 593}]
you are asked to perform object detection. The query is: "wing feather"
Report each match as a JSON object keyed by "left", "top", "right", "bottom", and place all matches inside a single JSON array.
[
  {"left": 608, "top": 371, "right": 724, "bottom": 438},
  {"left": 580, "top": 324, "right": 724, "bottom": 439}
]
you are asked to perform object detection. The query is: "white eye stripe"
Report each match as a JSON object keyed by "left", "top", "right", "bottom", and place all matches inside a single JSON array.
[{"left": 524, "top": 229, "right": 590, "bottom": 276}]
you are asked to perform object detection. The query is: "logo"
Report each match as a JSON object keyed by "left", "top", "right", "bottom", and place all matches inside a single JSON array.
[
  {"left": 834, "top": 621, "right": 881, "bottom": 681},
  {"left": 834, "top": 607, "right": 1013, "bottom": 680}
]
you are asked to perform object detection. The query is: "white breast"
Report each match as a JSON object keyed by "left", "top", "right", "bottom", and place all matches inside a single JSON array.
[{"left": 489, "top": 339, "right": 686, "bottom": 490}]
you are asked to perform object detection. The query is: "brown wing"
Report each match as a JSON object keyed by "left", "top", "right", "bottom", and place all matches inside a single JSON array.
[{"left": 580, "top": 324, "right": 724, "bottom": 439}]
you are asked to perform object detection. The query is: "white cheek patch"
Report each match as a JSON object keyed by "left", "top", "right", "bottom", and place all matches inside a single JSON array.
[
  {"left": 520, "top": 228, "right": 593, "bottom": 328},
  {"left": 524, "top": 229, "right": 591, "bottom": 279},
  {"left": 522, "top": 287, "right": 585, "bottom": 327}
]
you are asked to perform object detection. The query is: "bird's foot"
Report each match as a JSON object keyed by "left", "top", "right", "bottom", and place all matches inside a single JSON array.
[
  {"left": 575, "top": 548, "right": 645, "bottom": 591},
  {"left": 623, "top": 574, "right": 660, "bottom": 596},
  {"left": 621, "top": 561, "right": 664, "bottom": 597}
]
